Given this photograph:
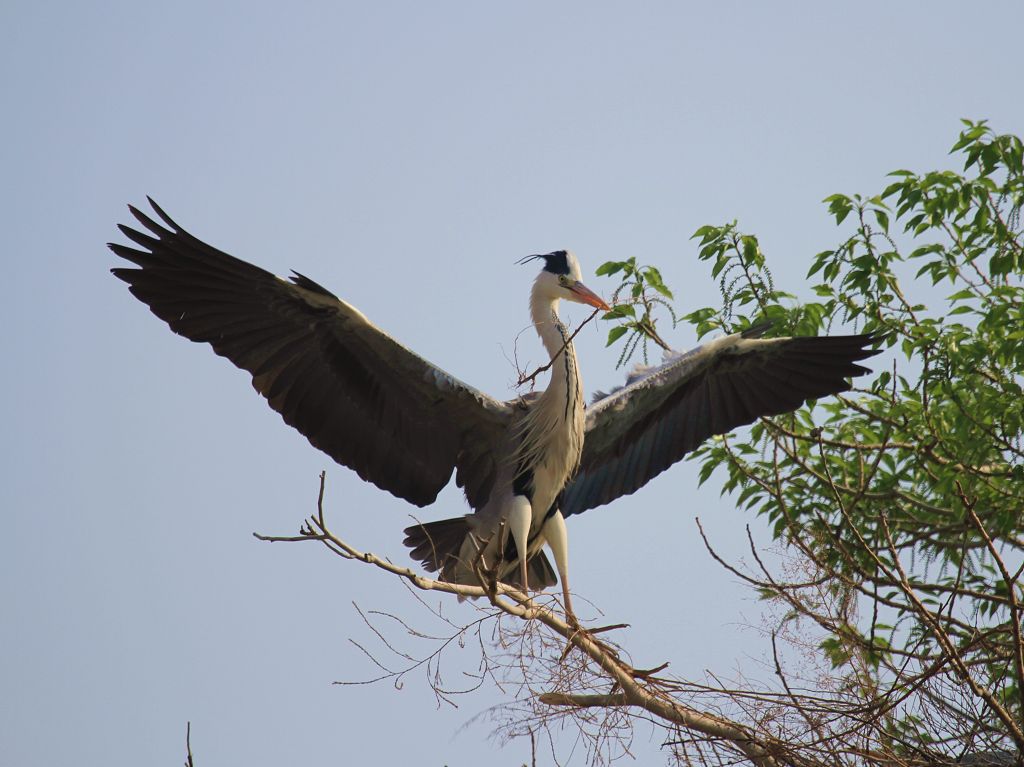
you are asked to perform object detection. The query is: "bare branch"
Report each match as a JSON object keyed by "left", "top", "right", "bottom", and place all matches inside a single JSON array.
[
  {"left": 539, "top": 692, "right": 630, "bottom": 708},
  {"left": 255, "top": 473, "right": 822, "bottom": 767}
]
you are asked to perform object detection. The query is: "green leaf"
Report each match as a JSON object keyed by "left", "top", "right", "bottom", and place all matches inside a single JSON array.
[
  {"left": 823, "top": 193, "right": 853, "bottom": 225},
  {"left": 602, "top": 304, "right": 636, "bottom": 319},
  {"left": 595, "top": 261, "right": 625, "bottom": 276},
  {"left": 605, "top": 325, "right": 629, "bottom": 346},
  {"left": 741, "top": 235, "right": 762, "bottom": 267},
  {"left": 643, "top": 266, "right": 675, "bottom": 299}
]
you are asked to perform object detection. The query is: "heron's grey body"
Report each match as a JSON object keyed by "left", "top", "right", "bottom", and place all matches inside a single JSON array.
[
  {"left": 409, "top": 274, "right": 588, "bottom": 594},
  {"left": 110, "top": 199, "right": 879, "bottom": 616}
]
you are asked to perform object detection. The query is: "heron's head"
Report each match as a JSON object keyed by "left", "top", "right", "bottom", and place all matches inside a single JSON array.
[{"left": 519, "top": 250, "right": 611, "bottom": 311}]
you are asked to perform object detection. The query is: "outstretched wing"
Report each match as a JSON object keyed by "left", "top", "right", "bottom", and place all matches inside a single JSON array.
[
  {"left": 561, "top": 326, "right": 879, "bottom": 517},
  {"left": 110, "top": 198, "right": 509, "bottom": 508}
]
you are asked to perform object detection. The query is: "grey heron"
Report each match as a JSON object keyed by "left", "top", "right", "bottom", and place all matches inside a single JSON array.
[{"left": 110, "top": 199, "right": 879, "bottom": 618}]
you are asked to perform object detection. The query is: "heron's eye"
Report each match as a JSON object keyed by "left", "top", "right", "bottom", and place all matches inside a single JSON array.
[{"left": 558, "top": 275, "right": 569, "bottom": 286}]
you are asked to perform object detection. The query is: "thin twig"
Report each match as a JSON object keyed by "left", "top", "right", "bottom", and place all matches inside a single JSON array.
[{"left": 516, "top": 308, "right": 601, "bottom": 388}]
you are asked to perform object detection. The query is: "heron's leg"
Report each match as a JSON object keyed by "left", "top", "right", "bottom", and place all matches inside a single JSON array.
[
  {"left": 542, "top": 509, "right": 575, "bottom": 621},
  {"left": 507, "top": 495, "right": 532, "bottom": 594}
]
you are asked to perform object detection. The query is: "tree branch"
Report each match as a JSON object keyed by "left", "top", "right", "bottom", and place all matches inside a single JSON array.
[{"left": 256, "top": 472, "right": 803, "bottom": 767}]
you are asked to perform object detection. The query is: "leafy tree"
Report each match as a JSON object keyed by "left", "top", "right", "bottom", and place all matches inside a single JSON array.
[{"left": 273, "top": 121, "right": 1024, "bottom": 766}]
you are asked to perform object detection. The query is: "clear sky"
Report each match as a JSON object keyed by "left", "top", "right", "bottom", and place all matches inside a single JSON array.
[{"left": 3, "top": 2, "right": 1023, "bottom": 765}]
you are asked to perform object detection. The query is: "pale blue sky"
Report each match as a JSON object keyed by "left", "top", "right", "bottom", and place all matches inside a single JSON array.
[{"left": 3, "top": 2, "right": 1023, "bottom": 765}]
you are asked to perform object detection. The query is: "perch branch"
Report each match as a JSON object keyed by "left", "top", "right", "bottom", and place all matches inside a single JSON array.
[{"left": 255, "top": 472, "right": 793, "bottom": 767}]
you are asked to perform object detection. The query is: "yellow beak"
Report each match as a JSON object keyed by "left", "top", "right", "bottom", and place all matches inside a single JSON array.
[{"left": 567, "top": 281, "right": 612, "bottom": 311}]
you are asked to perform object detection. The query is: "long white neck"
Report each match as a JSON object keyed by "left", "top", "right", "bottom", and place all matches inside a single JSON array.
[
  {"left": 528, "top": 281, "right": 583, "bottom": 419},
  {"left": 513, "top": 279, "right": 585, "bottom": 518}
]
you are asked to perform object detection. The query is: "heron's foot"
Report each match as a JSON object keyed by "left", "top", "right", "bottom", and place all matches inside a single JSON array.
[
  {"left": 560, "top": 588, "right": 581, "bottom": 630},
  {"left": 474, "top": 562, "right": 502, "bottom": 602}
]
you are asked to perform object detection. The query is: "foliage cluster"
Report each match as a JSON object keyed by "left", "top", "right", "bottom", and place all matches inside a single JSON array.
[{"left": 599, "top": 120, "right": 1024, "bottom": 761}]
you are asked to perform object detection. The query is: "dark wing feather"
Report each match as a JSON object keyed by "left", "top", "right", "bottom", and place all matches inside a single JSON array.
[
  {"left": 110, "top": 199, "right": 509, "bottom": 508},
  {"left": 561, "top": 329, "right": 879, "bottom": 517}
]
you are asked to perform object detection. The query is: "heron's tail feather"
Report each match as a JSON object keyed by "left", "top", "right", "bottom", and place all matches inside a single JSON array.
[
  {"left": 404, "top": 517, "right": 470, "bottom": 575},
  {"left": 506, "top": 550, "right": 558, "bottom": 591},
  {"left": 403, "top": 517, "right": 558, "bottom": 590}
]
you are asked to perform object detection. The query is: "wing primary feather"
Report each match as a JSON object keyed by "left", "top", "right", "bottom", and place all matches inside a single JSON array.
[
  {"left": 562, "top": 331, "right": 880, "bottom": 516},
  {"left": 110, "top": 199, "right": 509, "bottom": 510}
]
